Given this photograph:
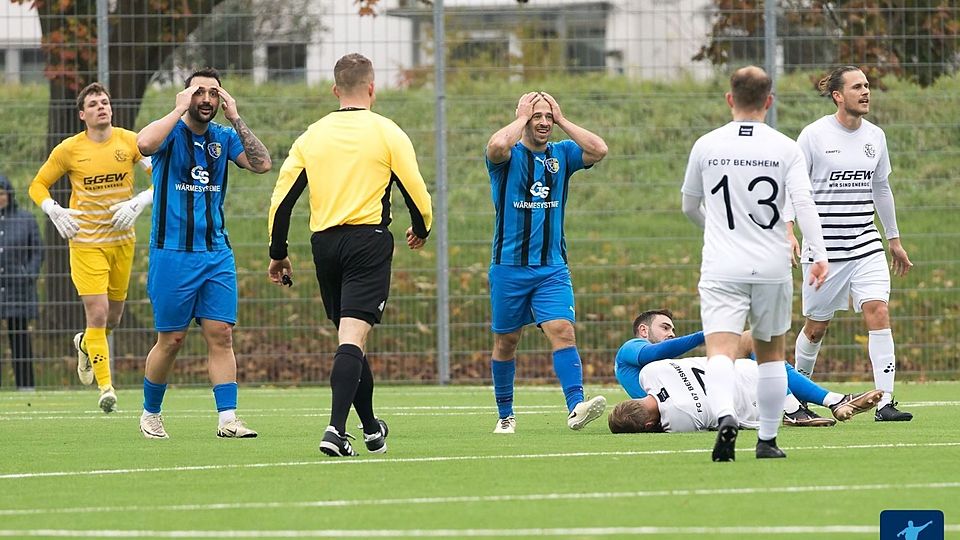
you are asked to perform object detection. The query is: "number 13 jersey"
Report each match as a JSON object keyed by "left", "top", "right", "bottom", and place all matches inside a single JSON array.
[{"left": 681, "top": 121, "right": 814, "bottom": 283}]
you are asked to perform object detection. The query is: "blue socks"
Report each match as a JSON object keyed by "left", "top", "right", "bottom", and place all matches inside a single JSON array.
[
  {"left": 552, "top": 346, "right": 584, "bottom": 412},
  {"left": 213, "top": 382, "right": 238, "bottom": 413},
  {"left": 491, "top": 359, "right": 516, "bottom": 419},
  {"left": 142, "top": 377, "right": 167, "bottom": 414},
  {"left": 785, "top": 363, "right": 828, "bottom": 404}
]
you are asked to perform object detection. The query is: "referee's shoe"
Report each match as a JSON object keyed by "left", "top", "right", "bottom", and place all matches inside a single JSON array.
[
  {"left": 361, "top": 418, "right": 389, "bottom": 453},
  {"left": 320, "top": 426, "right": 358, "bottom": 457}
]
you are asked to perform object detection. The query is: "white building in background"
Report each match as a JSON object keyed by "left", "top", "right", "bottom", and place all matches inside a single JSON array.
[
  {"left": 1, "top": 1, "right": 45, "bottom": 84},
  {"left": 1, "top": 0, "right": 714, "bottom": 88}
]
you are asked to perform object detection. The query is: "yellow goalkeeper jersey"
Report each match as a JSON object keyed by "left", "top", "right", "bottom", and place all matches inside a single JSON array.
[{"left": 29, "top": 127, "right": 148, "bottom": 247}]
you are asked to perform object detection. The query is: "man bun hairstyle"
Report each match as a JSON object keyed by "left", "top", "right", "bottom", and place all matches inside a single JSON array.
[
  {"left": 76, "top": 82, "right": 110, "bottom": 111},
  {"left": 334, "top": 53, "right": 374, "bottom": 92},
  {"left": 817, "top": 65, "right": 862, "bottom": 105},
  {"left": 185, "top": 67, "right": 222, "bottom": 88}
]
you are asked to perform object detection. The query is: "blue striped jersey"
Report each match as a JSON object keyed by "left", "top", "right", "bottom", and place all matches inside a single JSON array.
[
  {"left": 487, "top": 140, "right": 587, "bottom": 266},
  {"left": 148, "top": 120, "right": 243, "bottom": 251}
]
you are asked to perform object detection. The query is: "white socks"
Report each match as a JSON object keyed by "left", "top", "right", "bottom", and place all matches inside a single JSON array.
[
  {"left": 783, "top": 393, "right": 801, "bottom": 414},
  {"left": 823, "top": 392, "right": 845, "bottom": 407},
  {"left": 869, "top": 328, "right": 896, "bottom": 408},
  {"left": 757, "top": 361, "right": 787, "bottom": 441},
  {"left": 218, "top": 409, "right": 237, "bottom": 426},
  {"left": 794, "top": 332, "right": 821, "bottom": 377},
  {"left": 705, "top": 355, "right": 736, "bottom": 420}
]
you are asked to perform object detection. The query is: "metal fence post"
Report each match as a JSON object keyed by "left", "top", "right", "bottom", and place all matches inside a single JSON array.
[
  {"left": 96, "top": 0, "right": 109, "bottom": 88},
  {"left": 434, "top": 0, "right": 450, "bottom": 385},
  {"left": 764, "top": 0, "right": 778, "bottom": 128}
]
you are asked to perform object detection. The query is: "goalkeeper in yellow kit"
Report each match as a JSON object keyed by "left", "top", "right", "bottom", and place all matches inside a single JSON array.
[{"left": 29, "top": 82, "right": 152, "bottom": 413}]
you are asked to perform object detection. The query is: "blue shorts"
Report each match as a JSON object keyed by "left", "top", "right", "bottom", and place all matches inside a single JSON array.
[
  {"left": 147, "top": 247, "right": 238, "bottom": 331},
  {"left": 488, "top": 264, "right": 575, "bottom": 334}
]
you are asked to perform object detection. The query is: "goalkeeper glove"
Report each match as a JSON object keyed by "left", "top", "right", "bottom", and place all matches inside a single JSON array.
[
  {"left": 40, "top": 199, "right": 82, "bottom": 239},
  {"left": 109, "top": 188, "right": 153, "bottom": 231}
]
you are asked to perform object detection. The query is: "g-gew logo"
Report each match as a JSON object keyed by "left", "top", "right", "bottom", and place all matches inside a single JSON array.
[
  {"left": 191, "top": 166, "right": 210, "bottom": 185},
  {"left": 529, "top": 181, "right": 550, "bottom": 199},
  {"left": 880, "top": 510, "right": 944, "bottom": 540}
]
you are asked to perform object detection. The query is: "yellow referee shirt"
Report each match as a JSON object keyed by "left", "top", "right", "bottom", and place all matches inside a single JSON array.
[
  {"left": 28, "top": 128, "right": 147, "bottom": 247},
  {"left": 268, "top": 108, "right": 433, "bottom": 259}
]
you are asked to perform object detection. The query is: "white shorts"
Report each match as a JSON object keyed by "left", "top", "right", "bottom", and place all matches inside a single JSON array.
[
  {"left": 801, "top": 251, "right": 890, "bottom": 320},
  {"left": 699, "top": 280, "right": 793, "bottom": 341},
  {"left": 687, "top": 357, "right": 760, "bottom": 430},
  {"left": 733, "top": 358, "right": 760, "bottom": 430}
]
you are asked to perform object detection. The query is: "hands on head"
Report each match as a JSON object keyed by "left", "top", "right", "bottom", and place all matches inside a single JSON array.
[{"left": 516, "top": 91, "right": 563, "bottom": 120}]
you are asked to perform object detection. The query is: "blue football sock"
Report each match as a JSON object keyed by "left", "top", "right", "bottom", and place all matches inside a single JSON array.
[
  {"left": 785, "top": 363, "right": 828, "bottom": 404},
  {"left": 143, "top": 377, "right": 167, "bottom": 414},
  {"left": 552, "top": 346, "right": 584, "bottom": 412},
  {"left": 212, "top": 382, "right": 238, "bottom": 413},
  {"left": 491, "top": 359, "right": 516, "bottom": 418}
]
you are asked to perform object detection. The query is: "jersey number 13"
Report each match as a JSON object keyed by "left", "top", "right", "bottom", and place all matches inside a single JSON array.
[{"left": 710, "top": 175, "right": 780, "bottom": 230}]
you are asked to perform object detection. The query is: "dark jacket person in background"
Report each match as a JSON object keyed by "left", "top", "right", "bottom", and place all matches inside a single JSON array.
[{"left": 0, "top": 174, "right": 43, "bottom": 389}]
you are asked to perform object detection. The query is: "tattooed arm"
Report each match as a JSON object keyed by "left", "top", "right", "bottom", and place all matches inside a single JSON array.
[
  {"left": 217, "top": 86, "right": 272, "bottom": 174},
  {"left": 231, "top": 116, "right": 272, "bottom": 173}
]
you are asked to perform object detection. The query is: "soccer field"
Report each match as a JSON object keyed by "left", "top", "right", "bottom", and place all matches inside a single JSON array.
[{"left": 0, "top": 382, "right": 956, "bottom": 539}]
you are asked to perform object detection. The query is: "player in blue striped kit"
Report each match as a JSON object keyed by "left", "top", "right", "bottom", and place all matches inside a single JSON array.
[
  {"left": 484, "top": 91, "right": 608, "bottom": 434},
  {"left": 135, "top": 67, "right": 272, "bottom": 439}
]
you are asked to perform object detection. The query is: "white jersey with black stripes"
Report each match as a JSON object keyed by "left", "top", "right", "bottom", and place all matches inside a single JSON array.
[{"left": 792, "top": 114, "right": 892, "bottom": 263}]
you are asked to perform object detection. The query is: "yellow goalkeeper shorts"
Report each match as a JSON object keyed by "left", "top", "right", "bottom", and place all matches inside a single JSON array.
[{"left": 69, "top": 243, "right": 135, "bottom": 300}]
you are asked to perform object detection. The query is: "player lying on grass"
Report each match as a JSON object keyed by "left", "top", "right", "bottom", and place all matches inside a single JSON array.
[
  {"left": 612, "top": 309, "right": 882, "bottom": 432},
  {"left": 609, "top": 354, "right": 882, "bottom": 433}
]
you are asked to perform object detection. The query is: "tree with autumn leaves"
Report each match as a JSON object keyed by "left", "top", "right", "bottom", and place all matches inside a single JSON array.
[{"left": 695, "top": 1, "right": 960, "bottom": 88}]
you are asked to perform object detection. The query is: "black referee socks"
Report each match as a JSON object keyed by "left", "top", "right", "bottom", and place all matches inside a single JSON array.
[{"left": 328, "top": 344, "right": 364, "bottom": 434}]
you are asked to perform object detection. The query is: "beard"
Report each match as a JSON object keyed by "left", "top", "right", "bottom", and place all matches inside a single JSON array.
[
  {"left": 188, "top": 103, "right": 217, "bottom": 123},
  {"left": 844, "top": 101, "right": 868, "bottom": 118}
]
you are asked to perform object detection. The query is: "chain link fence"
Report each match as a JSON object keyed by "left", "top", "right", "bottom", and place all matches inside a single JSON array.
[{"left": 1, "top": 0, "right": 958, "bottom": 389}]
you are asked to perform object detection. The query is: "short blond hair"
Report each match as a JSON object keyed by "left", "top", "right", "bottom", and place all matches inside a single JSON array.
[
  {"left": 334, "top": 53, "right": 374, "bottom": 92},
  {"left": 608, "top": 400, "right": 658, "bottom": 433}
]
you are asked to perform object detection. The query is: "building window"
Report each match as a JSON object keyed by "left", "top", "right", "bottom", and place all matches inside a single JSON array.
[
  {"left": 266, "top": 43, "right": 306, "bottom": 81},
  {"left": 450, "top": 37, "right": 509, "bottom": 69},
  {"left": 20, "top": 48, "right": 46, "bottom": 84},
  {"left": 567, "top": 24, "right": 606, "bottom": 73}
]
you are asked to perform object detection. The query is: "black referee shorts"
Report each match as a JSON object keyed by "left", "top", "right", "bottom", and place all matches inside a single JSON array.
[{"left": 311, "top": 225, "right": 394, "bottom": 327}]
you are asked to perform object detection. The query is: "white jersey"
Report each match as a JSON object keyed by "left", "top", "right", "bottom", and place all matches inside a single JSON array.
[
  {"left": 682, "top": 121, "right": 817, "bottom": 283},
  {"left": 639, "top": 357, "right": 759, "bottom": 433},
  {"left": 791, "top": 115, "right": 891, "bottom": 263}
]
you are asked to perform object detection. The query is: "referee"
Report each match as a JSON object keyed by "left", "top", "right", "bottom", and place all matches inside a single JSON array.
[{"left": 268, "top": 53, "right": 433, "bottom": 457}]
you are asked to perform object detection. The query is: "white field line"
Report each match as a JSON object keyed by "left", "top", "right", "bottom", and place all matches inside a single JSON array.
[
  {"left": 0, "top": 387, "right": 577, "bottom": 401},
  {"left": 0, "top": 482, "right": 957, "bottom": 517},
  {"left": 0, "top": 401, "right": 960, "bottom": 420},
  {"left": 0, "top": 414, "right": 567, "bottom": 422},
  {"left": 1, "top": 400, "right": 955, "bottom": 421},
  {"left": 0, "top": 404, "right": 564, "bottom": 415},
  {"left": 1, "top": 442, "right": 958, "bottom": 481},
  {"left": 0, "top": 525, "right": 959, "bottom": 537}
]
